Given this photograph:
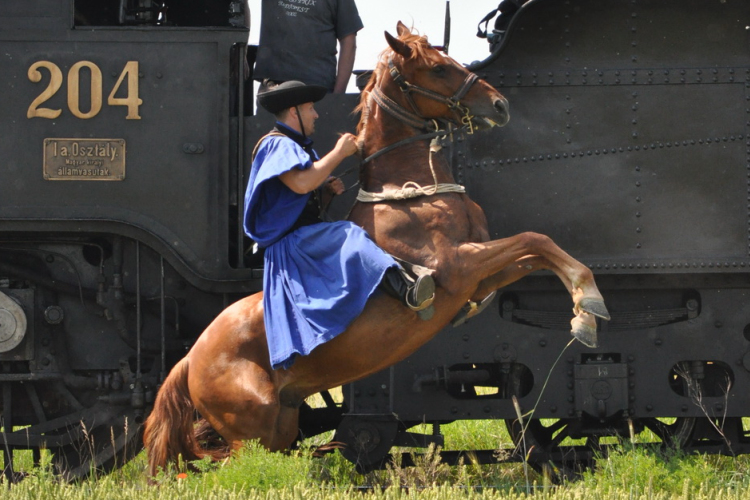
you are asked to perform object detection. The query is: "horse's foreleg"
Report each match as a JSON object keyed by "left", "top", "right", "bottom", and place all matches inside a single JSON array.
[
  {"left": 199, "top": 392, "right": 299, "bottom": 454},
  {"left": 460, "top": 232, "right": 609, "bottom": 347},
  {"left": 272, "top": 406, "right": 301, "bottom": 451}
]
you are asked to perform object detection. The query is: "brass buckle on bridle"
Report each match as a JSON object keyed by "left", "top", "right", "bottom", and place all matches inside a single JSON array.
[
  {"left": 459, "top": 105, "right": 475, "bottom": 135},
  {"left": 446, "top": 98, "right": 475, "bottom": 135}
]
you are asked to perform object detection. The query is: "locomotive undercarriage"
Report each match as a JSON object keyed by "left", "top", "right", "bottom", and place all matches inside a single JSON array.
[
  {"left": 332, "top": 273, "right": 750, "bottom": 478},
  {"left": 0, "top": 234, "right": 223, "bottom": 480}
]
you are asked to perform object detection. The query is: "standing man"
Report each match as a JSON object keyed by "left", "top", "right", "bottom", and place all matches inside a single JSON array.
[
  {"left": 244, "top": 81, "right": 435, "bottom": 370},
  {"left": 253, "top": 0, "right": 362, "bottom": 93}
]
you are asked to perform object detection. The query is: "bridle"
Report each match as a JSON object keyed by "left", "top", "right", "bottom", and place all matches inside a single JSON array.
[
  {"left": 359, "top": 55, "right": 481, "bottom": 166},
  {"left": 383, "top": 57, "right": 479, "bottom": 134},
  {"left": 354, "top": 54, "right": 482, "bottom": 202}
]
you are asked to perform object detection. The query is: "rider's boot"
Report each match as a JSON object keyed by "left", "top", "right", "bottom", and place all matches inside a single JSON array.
[{"left": 380, "top": 266, "right": 436, "bottom": 320}]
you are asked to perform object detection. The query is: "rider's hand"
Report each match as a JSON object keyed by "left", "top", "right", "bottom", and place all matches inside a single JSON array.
[
  {"left": 324, "top": 176, "right": 345, "bottom": 196},
  {"left": 335, "top": 133, "right": 359, "bottom": 157}
]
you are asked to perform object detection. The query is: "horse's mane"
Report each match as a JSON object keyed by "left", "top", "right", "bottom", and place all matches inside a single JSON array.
[{"left": 355, "top": 28, "right": 434, "bottom": 134}]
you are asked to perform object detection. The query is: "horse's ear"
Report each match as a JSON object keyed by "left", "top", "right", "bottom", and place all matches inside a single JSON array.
[
  {"left": 396, "top": 21, "right": 409, "bottom": 37},
  {"left": 385, "top": 30, "right": 412, "bottom": 59}
]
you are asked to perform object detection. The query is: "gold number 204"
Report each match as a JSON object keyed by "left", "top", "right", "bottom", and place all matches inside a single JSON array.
[{"left": 27, "top": 60, "right": 142, "bottom": 120}]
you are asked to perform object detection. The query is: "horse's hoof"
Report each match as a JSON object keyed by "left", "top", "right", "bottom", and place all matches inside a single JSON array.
[
  {"left": 571, "top": 326, "right": 598, "bottom": 348},
  {"left": 579, "top": 298, "right": 611, "bottom": 321},
  {"left": 571, "top": 313, "right": 598, "bottom": 348}
]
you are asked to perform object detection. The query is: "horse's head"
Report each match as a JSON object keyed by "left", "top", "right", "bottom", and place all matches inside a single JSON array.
[{"left": 368, "top": 21, "right": 509, "bottom": 132}]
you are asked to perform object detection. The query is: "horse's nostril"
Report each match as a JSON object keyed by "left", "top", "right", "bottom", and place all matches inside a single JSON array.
[{"left": 492, "top": 98, "right": 510, "bottom": 124}]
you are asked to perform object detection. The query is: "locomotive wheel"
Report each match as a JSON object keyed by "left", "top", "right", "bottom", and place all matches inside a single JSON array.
[
  {"left": 639, "top": 417, "right": 696, "bottom": 447},
  {"left": 51, "top": 405, "right": 142, "bottom": 481},
  {"left": 334, "top": 416, "right": 399, "bottom": 472},
  {"left": 504, "top": 418, "right": 594, "bottom": 482},
  {"left": 505, "top": 416, "right": 697, "bottom": 482}
]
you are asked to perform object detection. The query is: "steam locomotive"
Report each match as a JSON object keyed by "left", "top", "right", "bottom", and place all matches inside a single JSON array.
[{"left": 2, "top": 0, "right": 749, "bottom": 480}]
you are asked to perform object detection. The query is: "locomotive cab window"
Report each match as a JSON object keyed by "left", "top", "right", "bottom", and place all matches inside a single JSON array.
[
  {"left": 74, "top": 0, "right": 121, "bottom": 26},
  {"left": 74, "top": 0, "right": 246, "bottom": 27}
]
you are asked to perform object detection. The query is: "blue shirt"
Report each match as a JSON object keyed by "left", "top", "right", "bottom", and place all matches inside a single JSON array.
[
  {"left": 244, "top": 123, "right": 319, "bottom": 248},
  {"left": 244, "top": 125, "right": 396, "bottom": 369}
]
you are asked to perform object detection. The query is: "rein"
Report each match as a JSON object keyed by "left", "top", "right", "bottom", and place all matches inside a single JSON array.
[
  {"left": 361, "top": 128, "right": 445, "bottom": 165},
  {"left": 356, "top": 56, "right": 480, "bottom": 203}
]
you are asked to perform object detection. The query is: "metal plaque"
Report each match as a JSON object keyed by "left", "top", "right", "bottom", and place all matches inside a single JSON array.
[{"left": 43, "top": 138, "right": 126, "bottom": 181}]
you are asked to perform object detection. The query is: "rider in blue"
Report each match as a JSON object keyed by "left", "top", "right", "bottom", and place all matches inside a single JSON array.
[{"left": 244, "top": 81, "right": 435, "bottom": 370}]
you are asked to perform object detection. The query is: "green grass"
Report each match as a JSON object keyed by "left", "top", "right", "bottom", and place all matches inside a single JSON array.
[
  {"left": 5, "top": 415, "right": 750, "bottom": 499},
  {"left": 6, "top": 438, "right": 750, "bottom": 499},
  {"left": 579, "top": 444, "right": 750, "bottom": 492}
]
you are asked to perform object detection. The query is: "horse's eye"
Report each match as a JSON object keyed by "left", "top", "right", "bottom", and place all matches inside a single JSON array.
[{"left": 431, "top": 65, "right": 447, "bottom": 77}]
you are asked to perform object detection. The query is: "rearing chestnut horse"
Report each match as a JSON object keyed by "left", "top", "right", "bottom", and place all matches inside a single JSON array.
[{"left": 144, "top": 22, "right": 609, "bottom": 476}]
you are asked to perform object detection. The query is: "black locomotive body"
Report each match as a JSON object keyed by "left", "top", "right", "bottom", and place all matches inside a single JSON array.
[
  {"left": 0, "top": 0, "right": 367, "bottom": 479},
  {"left": 0, "top": 0, "right": 261, "bottom": 478},
  {"left": 2, "top": 0, "right": 750, "bottom": 479},
  {"left": 335, "top": 0, "right": 750, "bottom": 471}
]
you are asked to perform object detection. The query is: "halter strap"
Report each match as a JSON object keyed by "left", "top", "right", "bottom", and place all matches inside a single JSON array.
[
  {"left": 371, "top": 86, "right": 438, "bottom": 131},
  {"left": 387, "top": 58, "right": 479, "bottom": 120},
  {"left": 360, "top": 58, "right": 481, "bottom": 166}
]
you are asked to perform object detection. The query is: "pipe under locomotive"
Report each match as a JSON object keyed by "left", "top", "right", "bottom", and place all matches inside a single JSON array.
[{"left": 2, "top": 0, "right": 750, "bottom": 480}]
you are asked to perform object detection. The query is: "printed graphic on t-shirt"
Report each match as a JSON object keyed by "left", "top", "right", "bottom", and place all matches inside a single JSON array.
[{"left": 278, "top": 0, "right": 317, "bottom": 17}]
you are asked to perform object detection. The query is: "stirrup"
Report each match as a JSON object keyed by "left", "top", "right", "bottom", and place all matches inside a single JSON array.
[
  {"left": 406, "top": 274, "right": 436, "bottom": 312},
  {"left": 451, "top": 291, "right": 496, "bottom": 327},
  {"left": 380, "top": 259, "right": 437, "bottom": 321}
]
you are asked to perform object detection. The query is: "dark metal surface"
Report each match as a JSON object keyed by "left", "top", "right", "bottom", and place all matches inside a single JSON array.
[
  {"left": 0, "top": 0, "right": 260, "bottom": 479},
  {"left": 465, "top": 0, "right": 750, "bottom": 270},
  {"left": 1, "top": 2, "right": 252, "bottom": 291},
  {"left": 337, "top": 0, "right": 750, "bottom": 473}
]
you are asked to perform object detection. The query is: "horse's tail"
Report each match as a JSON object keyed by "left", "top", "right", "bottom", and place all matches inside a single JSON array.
[{"left": 143, "top": 357, "right": 207, "bottom": 477}]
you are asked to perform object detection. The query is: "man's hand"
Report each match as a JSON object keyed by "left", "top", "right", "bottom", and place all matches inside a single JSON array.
[
  {"left": 335, "top": 133, "right": 359, "bottom": 157},
  {"left": 324, "top": 176, "right": 345, "bottom": 196},
  {"left": 321, "top": 176, "right": 345, "bottom": 210},
  {"left": 281, "top": 133, "right": 358, "bottom": 194}
]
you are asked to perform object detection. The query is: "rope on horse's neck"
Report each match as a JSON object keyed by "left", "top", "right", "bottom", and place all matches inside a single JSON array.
[{"left": 356, "top": 139, "right": 465, "bottom": 202}]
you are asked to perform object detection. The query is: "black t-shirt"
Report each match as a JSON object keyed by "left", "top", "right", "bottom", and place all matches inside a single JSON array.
[{"left": 254, "top": 0, "right": 363, "bottom": 91}]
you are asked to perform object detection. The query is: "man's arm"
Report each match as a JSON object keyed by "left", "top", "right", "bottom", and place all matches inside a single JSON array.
[
  {"left": 279, "top": 133, "right": 358, "bottom": 193},
  {"left": 333, "top": 33, "right": 357, "bottom": 94}
]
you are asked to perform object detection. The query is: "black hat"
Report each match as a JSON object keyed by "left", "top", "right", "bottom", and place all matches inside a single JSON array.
[{"left": 257, "top": 80, "right": 327, "bottom": 114}]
